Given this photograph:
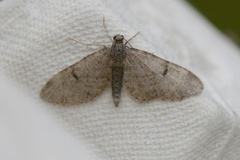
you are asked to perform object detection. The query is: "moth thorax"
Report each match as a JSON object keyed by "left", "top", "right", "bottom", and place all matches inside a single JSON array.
[{"left": 111, "top": 44, "right": 126, "bottom": 62}]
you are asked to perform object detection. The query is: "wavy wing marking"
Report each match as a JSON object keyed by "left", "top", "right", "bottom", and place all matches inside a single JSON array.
[
  {"left": 41, "top": 48, "right": 111, "bottom": 105},
  {"left": 124, "top": 48, "right": 203, "bottom": 102}
]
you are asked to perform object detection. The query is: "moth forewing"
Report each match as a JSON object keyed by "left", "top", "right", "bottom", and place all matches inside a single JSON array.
[
  {"left": 124, "top": 48, "right": 203, "bottom": 101},
  {"left": 40, "top": 48, "right": 112, "bottom": 105}
]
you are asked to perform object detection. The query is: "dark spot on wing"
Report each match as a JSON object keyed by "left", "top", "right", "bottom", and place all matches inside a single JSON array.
[
  {"left": 163, "top": 61, "right": 169, "bottom": 76},
  {"left": 71, "top": 69, "right": 79, "bottom": 81}
]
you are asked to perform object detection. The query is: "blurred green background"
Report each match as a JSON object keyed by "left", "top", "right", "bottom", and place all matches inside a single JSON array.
[{"left": 187, "top": 1, "right": 240, "bottom": 46}]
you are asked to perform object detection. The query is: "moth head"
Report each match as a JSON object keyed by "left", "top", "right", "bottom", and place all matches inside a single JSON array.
[{"left": 113, "top": 34, "right": 124, "bottom": 43}]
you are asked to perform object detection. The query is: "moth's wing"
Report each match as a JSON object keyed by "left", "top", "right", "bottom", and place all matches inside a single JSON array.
[
  {"left": 124, "top": 48, "right": 203, "bottom": 101},
  {"left": 40, "top": 48, "right": 112, "bottom": 105}
]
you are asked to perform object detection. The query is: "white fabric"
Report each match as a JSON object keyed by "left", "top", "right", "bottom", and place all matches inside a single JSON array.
[
  {"left": 0, "top": 75, "right": 101, "bottom": 160},
  {"left": 1, "top": 0, "right": 240, "bottom": 160}
]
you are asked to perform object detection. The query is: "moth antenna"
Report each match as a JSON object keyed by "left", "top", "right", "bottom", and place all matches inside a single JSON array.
[
  {"left": 103, "top": 17, "right": 113, "bottom": 42},
  {"left": 125, "top": 32, "right": 140, "bottom": 45}
]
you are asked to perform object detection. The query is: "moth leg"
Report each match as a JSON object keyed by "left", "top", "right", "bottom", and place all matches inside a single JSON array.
[{"left": 68, "top": 37, "right": 106, "bottom": 49}]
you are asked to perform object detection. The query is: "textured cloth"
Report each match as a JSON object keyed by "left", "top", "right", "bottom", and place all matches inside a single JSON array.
[{"left": 1, "top": 0, "right": 240, "bottom": 160}]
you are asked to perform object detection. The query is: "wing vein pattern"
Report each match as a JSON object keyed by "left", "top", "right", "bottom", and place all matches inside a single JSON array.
[
  {"left": 124, "top": 48, "right": 203, "bottom": 101},
  {"left": 41, "top": 48, "right": 111, "bottom": 105}
]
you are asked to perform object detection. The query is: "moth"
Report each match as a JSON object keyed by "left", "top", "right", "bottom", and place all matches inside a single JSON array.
[{"left": 40, "top": 34, "right": 203, "bottom": 107}]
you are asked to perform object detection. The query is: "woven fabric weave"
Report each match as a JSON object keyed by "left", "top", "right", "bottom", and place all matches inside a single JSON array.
[{"left": 1, "top": 0, "right": 240, "bottom": 160}]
